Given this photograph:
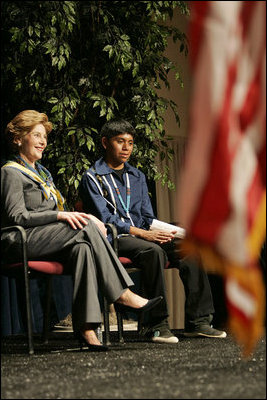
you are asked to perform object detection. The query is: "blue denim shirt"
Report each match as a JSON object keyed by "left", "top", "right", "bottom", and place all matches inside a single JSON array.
[{"left": 79, "top": 157, "right": 155, "bottom": 242}]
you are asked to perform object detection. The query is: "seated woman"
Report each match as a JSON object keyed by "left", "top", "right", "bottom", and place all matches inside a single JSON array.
[{"left": 1, "top": 110, "right": 162, "bottom": 351}]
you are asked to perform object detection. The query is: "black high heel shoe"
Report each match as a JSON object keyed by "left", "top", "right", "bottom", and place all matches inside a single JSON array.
[
  {"left": 75, "top": 332, "right": 109, "bottom": 352},
  {"left": 114, "top": 295, "right": 163, "bottom": 315}
]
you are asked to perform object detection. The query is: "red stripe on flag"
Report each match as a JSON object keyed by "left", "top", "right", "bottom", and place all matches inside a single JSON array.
[
  {"left": 190, "top": 64, "right": 238, "bottom": 243},
  {"left": 189, "top": 1, "right": 209, "bottom": 69},
  {"left": 240, "top": 1, "right": 258, "bottom": 39}
]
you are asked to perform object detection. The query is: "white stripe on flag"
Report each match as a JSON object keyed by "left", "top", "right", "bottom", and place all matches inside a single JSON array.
[{"left": 226, "top": 278, "right": 256, "bottom": 318}]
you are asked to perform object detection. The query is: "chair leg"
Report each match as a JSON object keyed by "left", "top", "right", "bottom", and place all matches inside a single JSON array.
[
  {"left": 23, "top": 268, "right": 34, "bottom": 355},
  {"left": 43, "top": 276, "right": 53, "bottom": 344},
  {"left": 116, "top": 309, "right": 125, "bottom": 344},
  {"left": 137, "top": 274, "right": 146, "bottom": 333},
  {"left": 103, "top": 297, "right": 111, "bottom": 346},
  {"left": 138, "top": 312, "right": 144, "bottom": 333}
]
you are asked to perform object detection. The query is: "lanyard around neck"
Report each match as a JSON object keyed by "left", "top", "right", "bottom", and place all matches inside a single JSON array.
[{"left": 109, "top": 172, "right": 135, "bottom": 226}]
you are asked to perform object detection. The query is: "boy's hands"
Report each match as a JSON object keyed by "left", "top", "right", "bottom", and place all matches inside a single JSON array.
[{"left": 130, "top": 226, "right": 175, "bottom": 244}]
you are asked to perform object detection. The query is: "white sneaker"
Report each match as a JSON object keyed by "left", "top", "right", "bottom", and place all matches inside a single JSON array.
[
  {"left": 152, "top": 329, "right": 179, "bottom": 344},
  {"left": 140, "top": 320, "right": 179, "bottom": 344},
  {"left": 183, "top": 324, "right": 227, "bottom": 338}
]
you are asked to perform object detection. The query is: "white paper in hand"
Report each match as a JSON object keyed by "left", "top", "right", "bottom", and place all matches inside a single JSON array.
[{"left": 150, "top": 219, "right": 186, "bottom": 239}]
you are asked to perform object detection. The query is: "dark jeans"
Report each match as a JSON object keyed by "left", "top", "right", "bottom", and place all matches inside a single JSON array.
[
  {"left": 162, "top": 239, "right": 214, "bottom": 321},
  {"left": 118, "top": 236, "right": 214, "bottom": 325}
]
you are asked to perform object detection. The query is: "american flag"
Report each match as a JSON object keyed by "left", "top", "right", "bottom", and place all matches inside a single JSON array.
[{"left": 177, "top": 1, "right": 266, "bottom": 356}]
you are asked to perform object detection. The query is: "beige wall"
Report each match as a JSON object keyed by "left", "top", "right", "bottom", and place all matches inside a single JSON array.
[
  {"left": 158, "top": 9, "right": 191, "bottom": 139},
  {"left": 156, "top": 9, "right": 191, "bottom": 329}
]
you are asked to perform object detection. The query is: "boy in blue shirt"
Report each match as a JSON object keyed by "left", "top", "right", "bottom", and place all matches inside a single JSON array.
[{"left": 79, "top": 120, "right": 226, "bottom": 343}]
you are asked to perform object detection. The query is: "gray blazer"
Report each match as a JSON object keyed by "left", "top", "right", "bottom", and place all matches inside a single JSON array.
[
  {"left": 1, "top": 166, "right": 62, "bottom": 259},
  {"left": 1, "top": 166, "right": 59, "bottom": 227}
]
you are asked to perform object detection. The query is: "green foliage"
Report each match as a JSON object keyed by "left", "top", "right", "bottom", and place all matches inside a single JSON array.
[{"left": 1, "top": 0, "right": 189, "bottom": 208}]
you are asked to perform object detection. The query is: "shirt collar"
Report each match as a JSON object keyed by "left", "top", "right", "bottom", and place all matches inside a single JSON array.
[{"left": 94, "top": 157, "right": 139, "bottom": 177}]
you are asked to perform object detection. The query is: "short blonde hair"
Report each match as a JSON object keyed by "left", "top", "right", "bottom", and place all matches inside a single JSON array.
[{"left": 5, "top": 110, "right": 53, "bottom": 153}]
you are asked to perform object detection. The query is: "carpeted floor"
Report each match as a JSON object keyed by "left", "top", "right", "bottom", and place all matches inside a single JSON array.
[{"left": 1, "top": 330, "right": 266, "bottom": 399}]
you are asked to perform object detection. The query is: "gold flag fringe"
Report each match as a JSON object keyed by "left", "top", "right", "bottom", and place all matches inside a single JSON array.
[{"left": 180, "top": 238, "right": 265, "bottom": 358}]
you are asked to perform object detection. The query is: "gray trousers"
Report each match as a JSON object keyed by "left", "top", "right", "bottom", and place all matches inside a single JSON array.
[{"left": 6, "top": 221, "right": 134, "bottom": 332}]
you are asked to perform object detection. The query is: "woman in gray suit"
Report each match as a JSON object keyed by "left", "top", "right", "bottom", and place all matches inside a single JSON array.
[{"left": 1, "top": 110, "right": 162, "bottom": 351}]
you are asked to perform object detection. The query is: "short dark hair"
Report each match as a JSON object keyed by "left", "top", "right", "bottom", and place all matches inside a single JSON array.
[{"left": 100, "top": 120, "right": 136, "bottom": 139}]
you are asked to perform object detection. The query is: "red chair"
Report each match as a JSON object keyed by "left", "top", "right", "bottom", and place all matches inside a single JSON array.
[
  {"left": 1, "top": 226, "right": 68, "bottom": 354},
  {"left": 1, "top": 225, "right": 112, "bottom": 354}
]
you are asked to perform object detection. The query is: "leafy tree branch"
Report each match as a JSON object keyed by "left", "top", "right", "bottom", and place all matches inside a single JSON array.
[{"left": 1, "top": 0, "right": 189, "bottom": 207}]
